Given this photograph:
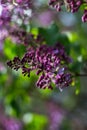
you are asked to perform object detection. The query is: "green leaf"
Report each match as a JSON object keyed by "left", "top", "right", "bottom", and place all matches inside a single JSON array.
[{"left": 39, "top": 23, "right": 59, "bottom": 46}]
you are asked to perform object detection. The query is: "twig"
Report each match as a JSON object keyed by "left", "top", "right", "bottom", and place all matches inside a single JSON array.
[{"left": 74, "top": 73, "right": 87, "bottom": 77}]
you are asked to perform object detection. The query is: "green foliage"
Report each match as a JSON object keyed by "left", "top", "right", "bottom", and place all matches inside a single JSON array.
[
  {"left": 24, "top": 113, "right": 48, "bottom": 130},
  {"left": 0, "top": 12, "right": 87, "bottom": 129},
  {"left": 39, "top": 23, "right": 71, "bottom": 55},
  {"left": 39, "top": 23, "right": 59, "bottom": 46},
  {"left": 4, "top": 38, "right": 26, "bottom": 59}
]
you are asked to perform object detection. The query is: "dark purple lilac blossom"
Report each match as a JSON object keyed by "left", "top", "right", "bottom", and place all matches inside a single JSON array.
[
  {"left": 9, "top": 26, "right": 44, "bottom": 44},
  {"left": 7, "top": 34, "right": 72, "bottom": 90},
  {"left": 49, "top": 0, "right": 87, "bottom": 22}
]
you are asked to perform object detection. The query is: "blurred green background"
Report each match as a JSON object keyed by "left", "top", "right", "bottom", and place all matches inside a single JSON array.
[{"left": 0, "top": 1, "right": 87, "bottom": 130}]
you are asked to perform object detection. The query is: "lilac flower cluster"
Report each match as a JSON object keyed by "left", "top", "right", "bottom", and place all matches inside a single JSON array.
[
  {"left": 9, "top": 26, "right": 44, "bottom": 45},
  {"left": 0, "top": 0, "right": 32, "bottom": 25},
  {"left": 7, "top": 35, "right": 72, "bottom": 90},
  {"left": 49, "top": 0, "right": 87, "bottom": 22},
  {"left": 0, "top": 0, "right": 32, "bottom": 49}
]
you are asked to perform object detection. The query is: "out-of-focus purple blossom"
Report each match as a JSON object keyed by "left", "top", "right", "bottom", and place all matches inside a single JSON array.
[
  {"left": 0, "top": 104, "right": 23, "bottom": 130},
  {"left": 0, "top": 114, "right": 22, "bottom": 130},
  {"left": 0, "top": 0, "right": 32, "bottom": 26},
  {"left": 0, "top": 62, "right": 7, "bottom": 73},
  {"left": 49, "top": 0, "right": 87, "bottom": 22},
  {"left": 82, "top": 9, "right": 87, "bottom": 22},
  {"left": 36, "top": 11, "right": 53, "bottom": 27},
  {"left": 3, "top": 118, "right": 22, "bottom": 130},
  {"left": 7, "top": 35, "right": 72, "bottom": 90},
  {"left": 0, "top": 0, "right": 32, "bottom": 45},
  {"left": 0, "top": 2, "right": 11, "bottom": 26},
  {"left": 0, "top": 27, "right": 8, "bottom": 50},
  {"left": 8, "top": 26, "right": 44, "bottom": 45},
  {"left": 47, "top": 102, "right": 66, "bottom": 130}
]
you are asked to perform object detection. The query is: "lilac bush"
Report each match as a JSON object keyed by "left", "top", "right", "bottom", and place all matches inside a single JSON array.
[
  {"left": 0, "top": 0, "right": 74, "bottom": 90},
  {"left": 0, "top": 1, "right": 87, "bottom": 130}
]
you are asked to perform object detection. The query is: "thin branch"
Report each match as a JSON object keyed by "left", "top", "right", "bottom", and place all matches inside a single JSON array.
[{"left": 74, "top": 73, "right": 87, "bottom": 77}]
